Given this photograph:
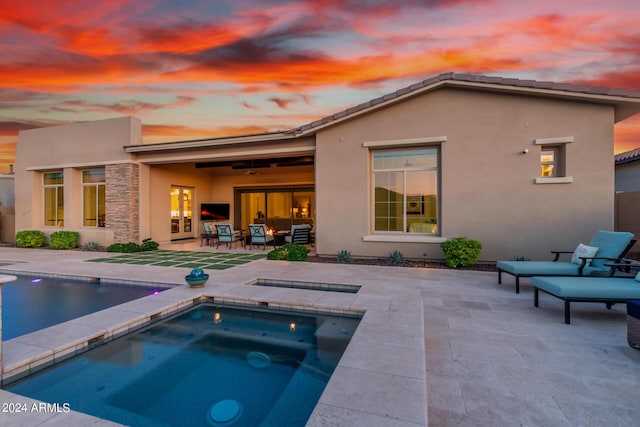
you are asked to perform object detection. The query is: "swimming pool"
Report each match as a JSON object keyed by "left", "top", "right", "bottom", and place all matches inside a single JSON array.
[
  {"left": 5, "top": 303, "right": 361, "bottom": 426},
  {"left": 2, "top": 275, "right": 167, "bottom": 340}
]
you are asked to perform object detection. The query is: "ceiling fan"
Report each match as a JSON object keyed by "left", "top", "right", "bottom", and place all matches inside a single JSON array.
[{"left": 243, "top": 159, "right": 269, "bottom": 175}]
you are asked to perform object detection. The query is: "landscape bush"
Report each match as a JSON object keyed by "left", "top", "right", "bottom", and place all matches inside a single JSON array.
[
  {"left": 49, "top": 231, "right": 80, "bottom": 249},
  {"left": 107, "top": 238, "right": 159, "bottom": 253},
  {"left": 267, "top": 243, "right": 309, "bottom": 261},
  {"left": 267, "top": 246, "right": 288, "bottom": 260},
  {"left": 107, "top": 242, "right": 142, "bottom": 253},
  {"left": 440, "top": 237, "right": 482, "bottom": 268},
  {"left": 141, "top": 238, "right": 159, "bottom": 251},
  {"left": 15, "top": 230, "right": 45, "bottom": 248}
]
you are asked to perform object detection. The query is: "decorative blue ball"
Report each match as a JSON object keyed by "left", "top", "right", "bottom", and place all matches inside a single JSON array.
[{"left": 190, "top": 268, "right": 204, "bottom": 278}]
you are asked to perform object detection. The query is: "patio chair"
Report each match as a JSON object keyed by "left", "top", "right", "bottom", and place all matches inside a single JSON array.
[
  {"left": 284, "top": 224, "right": 311, "bottom": 245},
  {"left": 496, "top": 230, "right": 636, "bottom": 293},
  {"left": 200, "top": 222, "right": 216, "bottom": 247},
  {"left": 215, "top": 223, "right": 240, "bottom": 249},
  {"left": 248, "top": 224, "right": 274, "bottom": 250},
  {"left": 532, "top": 262, "right": 640, "bottom": 324}
]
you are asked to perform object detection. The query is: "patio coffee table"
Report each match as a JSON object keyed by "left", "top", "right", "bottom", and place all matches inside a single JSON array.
[{"left": 274, "top": 231, "right": 289, "bottom": 247}]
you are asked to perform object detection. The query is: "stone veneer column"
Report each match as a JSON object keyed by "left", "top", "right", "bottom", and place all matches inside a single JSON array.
[{"left": 106, "top": 163, "right": 139, "bottom": 243}]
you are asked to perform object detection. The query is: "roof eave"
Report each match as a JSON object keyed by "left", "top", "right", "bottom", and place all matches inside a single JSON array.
[
  {"left": 451, "top": 80, "right": 640, "bottom": 123},
  {"left": 123, "top": 131, "right": 296, "bottom": 153}
]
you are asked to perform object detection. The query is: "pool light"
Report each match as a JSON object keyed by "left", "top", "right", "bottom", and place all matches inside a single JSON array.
[{"left": 213, "top": 312, "right": 222, "bottom": 324}]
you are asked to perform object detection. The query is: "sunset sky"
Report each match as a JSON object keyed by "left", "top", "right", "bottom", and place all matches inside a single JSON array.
[{"left": 1, "top": 0, "right": 639, "bottom": 173}]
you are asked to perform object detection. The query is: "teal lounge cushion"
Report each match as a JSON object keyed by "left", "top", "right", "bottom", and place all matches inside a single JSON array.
[
  {"left": 587, "top": 231, "right": 634, "bottom": 269},
  {"left": 496, "top": 261, "right": 601, "bottom": 276},
  {"left": 532, "top": 276, "right": 640, "bottom": 299}
]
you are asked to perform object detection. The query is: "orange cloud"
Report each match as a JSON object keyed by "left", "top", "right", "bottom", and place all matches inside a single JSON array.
[
  {"left": 573, "top": 69, "right": 640, "bottom": 91},
  {"left": 242, "top": 101, "right": 261, "bottom": 111},
  {"left": 614, "top": 117, "right": 640, "bottom": 154},
  {"left": 0, "top": 121, "right": 41, "bottom": 136},
  {"left": 268, "top": 97, "right": 296, "bottom": 110},
  {"left": 142, "top": 123, "right": 271, "bottom": 143}
]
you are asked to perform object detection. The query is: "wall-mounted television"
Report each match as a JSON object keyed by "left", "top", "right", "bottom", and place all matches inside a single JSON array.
[{"left": 200, "top": 203, "right": 230, "bottom": 221}]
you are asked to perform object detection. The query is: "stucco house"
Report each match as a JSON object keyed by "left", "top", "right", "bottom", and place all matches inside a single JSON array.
[
  {"left": 615, "top": 147, "right": 640, "bottom": 192},
  {"left": 615, "top": 147, "right": 640, "bottom": 252},
  {"left": 14, "top": 73, "right": 640, "bottom": 261}
]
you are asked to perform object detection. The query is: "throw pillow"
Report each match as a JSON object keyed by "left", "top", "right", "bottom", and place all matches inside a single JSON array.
[
  {"left": 635, "top": 270, "right": 640, "bottom": 282},
  {"left": 571, "top": 243, "right": 599, "bottom": 265}
]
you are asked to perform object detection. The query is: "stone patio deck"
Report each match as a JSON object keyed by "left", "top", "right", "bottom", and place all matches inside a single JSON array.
[{"left": 0, "top": 246, "right": 637, "bottom": 426}]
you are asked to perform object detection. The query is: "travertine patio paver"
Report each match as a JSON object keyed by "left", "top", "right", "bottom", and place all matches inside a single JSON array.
[{"left": 0, "top": 246, "right": 638, "bottom": 426}]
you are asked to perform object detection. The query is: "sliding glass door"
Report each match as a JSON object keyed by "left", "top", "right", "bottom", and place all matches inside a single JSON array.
[{"left": 236, "top": 187, "right": 314, "bottom": 232}]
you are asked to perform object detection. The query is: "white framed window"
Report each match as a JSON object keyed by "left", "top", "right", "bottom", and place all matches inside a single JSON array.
[
  {"left": 534, "top": 137, "right": 573, "bottom": 184},
  {"left": 43, "top": 171, "right": 64, "bottom": 227},
  {"left": 372, "top": 147, "right": 439, "bottom": 234},
  {"left": 82, "top": 169, "right": 106, "bottom": 227},
  {"left": 540, "top": 145, "right": 563, "bottom": 177}
]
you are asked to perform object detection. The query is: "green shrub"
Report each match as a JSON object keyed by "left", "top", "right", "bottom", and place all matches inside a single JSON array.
[
  {"left": 267, "top": 246, "right": 288, "bottom": 260},
  {"left": 106, "top": 243, "right": 124, "bottom": 252},
  {"left": 267, "top": 243, "right": 309, "bottom": 261},
  {"left": 107, "top": 242, "right": 142, "bottom": 253},
  {"left": 49, "top": 231, "right": 80, "bottom": 249},
  {"left": 387, "top": 250, "right": 405, "bottom": 265},
  {"left": 440, "top": 237, "right": 482, "bottom": 268},
  {"left": 337, "top": 249, "right": 352, "bottom": 263},
  {"left": 287, "top": 244, "right": 309, "bottom": 261},
  {"left": 141, "top": 238, "right": 159, "bottom": 251},
  {"left": 16, "top": 230, "right": 45, "bottom": 248}
]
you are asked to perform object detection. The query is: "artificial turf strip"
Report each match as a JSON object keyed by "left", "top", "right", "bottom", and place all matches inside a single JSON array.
[
  {"left": 205, "top": 264, "right": 231, "bottom": 270},
  {"left": 178, "top": 262, "right": 209, "bottom": 268},
  {"left": 151, "top": 261, "right": 181, "bottom": 267},
  {"left": 87, "top": 251, "right": 266, "bottom": 270},
  {"left": 220, "top": 259, "right": 250, "bottom": 265}
]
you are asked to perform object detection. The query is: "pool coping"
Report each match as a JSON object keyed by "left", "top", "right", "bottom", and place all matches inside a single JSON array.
[{"left": 0, "top": 259, "right": 427, "bottom": 426}]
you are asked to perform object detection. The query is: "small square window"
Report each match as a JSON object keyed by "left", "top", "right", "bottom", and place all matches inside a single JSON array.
[{"left": 540, "top": 145, "right": 564, "bottom": 177}]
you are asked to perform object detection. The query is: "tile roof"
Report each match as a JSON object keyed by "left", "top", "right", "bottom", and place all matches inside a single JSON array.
[
  {"left": 290, "top": 72, "right": 640, "bottom": 134},
  {"left": 615, "top": 147, "right": 640, "bottom": 164}
]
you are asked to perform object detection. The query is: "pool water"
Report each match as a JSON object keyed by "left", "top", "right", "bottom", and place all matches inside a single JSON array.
[
  {"left": 2, "top": 275, "right": 166, "bottom": 340},
  {"left": 6, "top": 303, "right": 361, "bottom": 426}
]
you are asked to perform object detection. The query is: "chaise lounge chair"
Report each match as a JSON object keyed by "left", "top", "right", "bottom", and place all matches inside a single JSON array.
[
  {"left": 496, "top": 230, "right": 635, "bottom": 293},
  {"left": 531, "top": 262, "right": 640, "bottom": 324}
]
